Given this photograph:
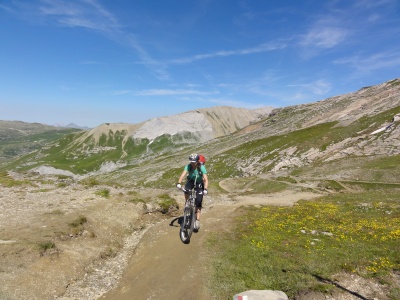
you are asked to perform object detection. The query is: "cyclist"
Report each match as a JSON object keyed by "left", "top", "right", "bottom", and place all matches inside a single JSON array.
[{"left": 176, "top": 153, "right": 208, "bottom": 230}]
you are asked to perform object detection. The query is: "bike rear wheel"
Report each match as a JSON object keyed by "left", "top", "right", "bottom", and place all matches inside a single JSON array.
[{"left": 180, "top": 205, "right": 195, "bottom": 244}]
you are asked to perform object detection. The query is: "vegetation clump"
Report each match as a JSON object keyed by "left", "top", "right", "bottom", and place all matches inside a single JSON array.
[
  {"left": 157, "top": 193, "right": 178, "bottom": 214},
  {"left": 95, "top": 188, "right": 110, "bottom": 198},
  {"left": 37, "top": 241, "right": 57, "bottom": 256},
  {"left": 0, "top": 172, "right": 30, "bottom": 187},
  {"left": 68, "top": 215, "right": 88, "bottom": 235}
]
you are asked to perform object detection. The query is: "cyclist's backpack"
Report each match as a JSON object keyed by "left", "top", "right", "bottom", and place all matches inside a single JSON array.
[{"left": 198, "top": 154, "right": 206, "bottom": 165}]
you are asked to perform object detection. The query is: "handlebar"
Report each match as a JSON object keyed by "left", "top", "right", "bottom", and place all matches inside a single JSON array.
[{"left": 180, "top": 187, "right": 192, "bottom": 194}]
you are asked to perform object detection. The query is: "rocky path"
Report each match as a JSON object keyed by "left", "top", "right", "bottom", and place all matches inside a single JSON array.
[
  {"left": 97, "top": 191, "right": 320, "bottom": 300},
  {"left": 99, "top": 207, "right": 221, "bottom": 300}
]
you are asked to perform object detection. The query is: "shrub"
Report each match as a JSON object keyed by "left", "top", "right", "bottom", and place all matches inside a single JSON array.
[
  {"left": 38, "top": 241, "right": 56, "bottom": 255},
  {"left": 158, "top": 194, "right": 178, "bottom": 214},
  {"left": 95, "top": 188, "right": 110, "bottom": 198}
]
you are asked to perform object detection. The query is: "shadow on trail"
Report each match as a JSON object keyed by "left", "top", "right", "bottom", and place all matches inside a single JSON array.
[
  {"left": 169, "top": 216, "right": 183, "bottom": 227},
  {"left": 313, "top": 274, "right": 368, "bottom": 300}
]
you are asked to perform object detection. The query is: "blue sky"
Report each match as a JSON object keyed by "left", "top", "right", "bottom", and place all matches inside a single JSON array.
[{"left": 1, "top": 0, "right": 399, "bottom": 128}]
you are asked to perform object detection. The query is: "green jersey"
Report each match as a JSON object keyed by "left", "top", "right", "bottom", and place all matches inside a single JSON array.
[{"left": 184, "top": 164, "right": 207, "bottom": 183}]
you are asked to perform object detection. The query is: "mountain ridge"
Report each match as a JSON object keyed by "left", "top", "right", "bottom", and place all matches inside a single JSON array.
[
  {"left": 1, "top": 79, "right": 399, "bottom": 182},
  {"left": 75, "top": 105, "right": 273, "bottom": 144}
]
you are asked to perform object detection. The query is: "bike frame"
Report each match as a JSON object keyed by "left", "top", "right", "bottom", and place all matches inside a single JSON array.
[{"left": 179, "top": 174, "right": 198, "bottom": 244}]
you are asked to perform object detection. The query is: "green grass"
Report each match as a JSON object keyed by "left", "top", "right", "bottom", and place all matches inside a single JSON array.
[
  {"left": 80, "top": 177, "right": 100, "bottom": 187},
  {"left": 342, "top": 181, "right": 400, "bottom": 190},
  {"left": 95, "top": 188, "right": 110, "bottom": 198},
  {"left": 128, "top": 198, "right": 146, "bottom": 204},
  {"left": 31, "top": 188, "right": 52, "bottom": 193},
  {"left": 0, "top": 171, "right": 31, "bottom": 187},
  {"left": 276, "top": 176, "right": 297, "bottom": 184},
  {"left": 207, "top": 188, "right": 400, "bottom": 299},
  {"left": 157, "top": 193, "right": 178, "bottom": 214},
  {"left": 247, "top": 178, "right": 291, "bottom": 194},
  {"left": 387, "top": 79, "right": 400, "bottom": 86},
  {"left": 317, "top": 180, "right": 346, "bottom": 192},
  {"left": 219, "top": 177, "right": 291, "bottom": 194},
  {"left": 37, "top": 241, "right": 56, "bottom": 255}
]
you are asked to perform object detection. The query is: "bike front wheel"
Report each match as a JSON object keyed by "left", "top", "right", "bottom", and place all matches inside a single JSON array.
[{"left": 180, "top": 205, "right": 195, "bottom": 244}]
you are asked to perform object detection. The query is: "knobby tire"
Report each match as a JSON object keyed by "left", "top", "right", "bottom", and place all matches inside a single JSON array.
[{"left": 180, "top": 205, "right": 195, "bottom": 244}]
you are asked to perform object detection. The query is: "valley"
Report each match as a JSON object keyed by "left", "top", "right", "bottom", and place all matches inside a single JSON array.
[{"left": 0, "top": 78, "right": 399, "bottom": 299}]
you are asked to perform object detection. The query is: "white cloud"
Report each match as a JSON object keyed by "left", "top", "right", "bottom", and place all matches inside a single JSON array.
[
  {"left": 39, "top": 0, "right": 119, "bottom": 32},
  {"left": 168, "top": 40, "right": 288, "bottom": 64},
  {"left": 334, "top": 50, "right": 400, "bottom": 72},
  {"left": 300, "top": 27, "right": 348, "bottom": 49}
]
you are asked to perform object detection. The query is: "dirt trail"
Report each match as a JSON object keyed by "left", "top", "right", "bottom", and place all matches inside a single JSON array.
[
  {"left": 99, "top": 206, "right": 220, "bottom": 300},
  {"left": 99, "top": 191, "right": 320, "bottom": 300}
]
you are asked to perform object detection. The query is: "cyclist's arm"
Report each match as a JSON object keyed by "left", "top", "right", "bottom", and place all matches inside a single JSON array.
[
  {"left": 178, "top": 170, "right": 188, "bottom": 184},
  {"left": 203, "top": 173, "right": 209, "bottom": 190}
]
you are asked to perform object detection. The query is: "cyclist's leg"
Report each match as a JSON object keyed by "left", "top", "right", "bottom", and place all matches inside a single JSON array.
[
  {"left": 195, "top": 206, "right": 201, "bottom": 220},
  {"left": 194, "top": 183, "right": 204, "bottom": 220}
]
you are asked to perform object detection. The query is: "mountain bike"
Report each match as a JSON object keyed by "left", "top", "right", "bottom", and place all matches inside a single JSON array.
[{"left": 179, "top": 186, "right": 197, "bottom": 244}]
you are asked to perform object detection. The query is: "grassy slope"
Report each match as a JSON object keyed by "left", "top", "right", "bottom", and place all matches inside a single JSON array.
[
  {"left": 0, "top": 123, "right": 80, "bottom": 165},
  {"left": 207, "top": 183, "right": 400, "bottom": 299},
  {"left": 3, "top": 129, "right": 204, "bottom": 174}
]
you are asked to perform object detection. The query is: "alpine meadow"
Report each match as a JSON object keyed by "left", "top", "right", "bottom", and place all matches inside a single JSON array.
[{"left": 0, "top": 79, "right": 399, "bottom": 300}]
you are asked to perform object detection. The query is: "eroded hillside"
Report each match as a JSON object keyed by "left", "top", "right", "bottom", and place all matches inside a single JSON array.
[{"left": 1, "top": 79, "right": 399, "bottom": 185}]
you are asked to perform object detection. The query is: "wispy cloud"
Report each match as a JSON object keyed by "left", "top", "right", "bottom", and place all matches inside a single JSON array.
[
  {"left": 6, "top": 0, "right": 169, "bottom": 81},
  {"left": 300, "top": 27, "right": 348, "bottom": 49},
  {"left": 245, "top": 77, "right": 332, "bottom": 105},
  {"left": 334, "top": 50, "right": 400, "bottom": 72},
  {"left": 113, "top": 89, "right": 219, "bottom": 96},
  {"left": 168, "top": 40, "right": 288, "bottom": 64},
  {"left": 354, "top": 0, "right": 397, "bottom": 9},
  {"left": 0, "top": 4, "right": 14, "bottom": 13},
  {"left": 288, "top": 79, "right": 332, "bottom": 96},
  {"left": 297, "top": 7, "right": 352, "bottom": 59},
  {"left": 39, "top": 0, "right": 119, "bottom": 32}
]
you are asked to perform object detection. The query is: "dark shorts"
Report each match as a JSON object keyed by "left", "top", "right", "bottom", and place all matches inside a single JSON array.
[{"left": 184, "top": 180, "right": 204, "bottom": 208}]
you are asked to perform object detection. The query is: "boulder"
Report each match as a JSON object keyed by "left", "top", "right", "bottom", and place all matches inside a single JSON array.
[{"left": 233, "top": 290, "right": 288, "bottom": 300}]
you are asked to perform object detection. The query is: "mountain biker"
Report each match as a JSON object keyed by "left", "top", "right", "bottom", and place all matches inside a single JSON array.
[{"left": 176, "top": 153, "right": 208, "bottom": 230}]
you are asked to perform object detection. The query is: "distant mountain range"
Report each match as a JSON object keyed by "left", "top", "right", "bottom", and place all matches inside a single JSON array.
[
  {"left": 55, "top": 123, "right": 91, "bottom": 130},
  {"left": 1, "top": 78, "right": 399, "bottom": 187},
  {"left": 0, "top": 121, "right": 81, "bottom": 165}
]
